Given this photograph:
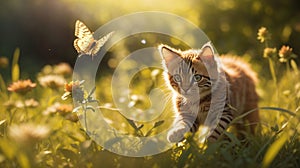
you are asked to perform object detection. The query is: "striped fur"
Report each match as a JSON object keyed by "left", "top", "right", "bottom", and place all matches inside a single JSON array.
[{"left": 159, "top": 42, "right": 259, "bottom": 143}]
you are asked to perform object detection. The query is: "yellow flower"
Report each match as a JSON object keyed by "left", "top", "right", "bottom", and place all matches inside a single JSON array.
[
  {"left": 278, "top": 45, "right": 293, "bottom": 62},
  {"left": 257, "top": 27, "right": 271, "bottom": 43},
  {"left": 62, "top": 80, "right": 85, "bottom": 102},
  {"left": 38, "top": 74, "right": 65, "bottom": 90},
  {"left": 263, "top": 48, "right": 277, "bottom": 58},
  {"left": 9, "top": 123, "right": 50, "bottom": 145},
  {"left": 7, "top": 79, "right": 36, "bottom": 95}
]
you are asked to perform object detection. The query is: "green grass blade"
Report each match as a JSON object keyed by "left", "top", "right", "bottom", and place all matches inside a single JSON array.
[
  {"left": 0, "top": 73, "right": 7, "bottom": 95},
  {"left": 290, "top": 59, "right": 298, "bottom": 73},
  {"left": 232, "top": 106, "right": 296, "bottom": 124},
  {"left": 262, "top": 132, "right": 289, "bottom": 168},
  {"left": 260, "top": 107, "right": 296, "bottom": 116},
  {"left": 268, "top": 58, "right": 277, "bottom": 84}
]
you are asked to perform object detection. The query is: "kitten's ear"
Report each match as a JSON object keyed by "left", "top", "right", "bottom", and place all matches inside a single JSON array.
[
  {"left": 201, "top": 42, "right": 214, "bottom": 58},
  {"left": 159, "top": 44, "right": 181, "bottom": 64},
  {"left": 196, "top": 42, "right": 216, "bottom": 66}
]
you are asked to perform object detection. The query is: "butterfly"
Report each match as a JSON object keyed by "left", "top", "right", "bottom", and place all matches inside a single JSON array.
[{"left": 73, "top": 20, "right": 114, "bottom": 58}]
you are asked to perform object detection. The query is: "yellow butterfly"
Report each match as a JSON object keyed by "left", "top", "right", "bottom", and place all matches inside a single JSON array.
[{"left": 73, "top": 20, "right": 114, "bottom": 57}]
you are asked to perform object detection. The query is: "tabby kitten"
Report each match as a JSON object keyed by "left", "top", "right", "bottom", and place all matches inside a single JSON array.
[{"left": 159, "top": 42, "right": 259, "bottom": 143}]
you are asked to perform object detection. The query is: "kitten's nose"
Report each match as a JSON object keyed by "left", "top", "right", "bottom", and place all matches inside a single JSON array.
[{"left": 182, "top": 87, "right": 189, "bottom": 93}]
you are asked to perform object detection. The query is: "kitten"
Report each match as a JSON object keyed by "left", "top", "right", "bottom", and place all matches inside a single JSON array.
[{"left": 159, "top": 42, "right": 259, "bottom": 142}]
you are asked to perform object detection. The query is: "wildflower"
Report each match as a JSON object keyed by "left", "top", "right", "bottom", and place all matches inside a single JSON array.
[
  {"left": 0, "top": 57, "right": 9, "bottom": 68},
  {"left": 40, "top": 65, "right": 53, "bottom": 75},
  {"left": 263, "top": 48, "right": 277, "bottom": 58},
  {"left": 38, "top": 74, "right": 65, "bottom": 90},
  {"left": 257, "top": 27, "right": 271, "bottom": 43},
  {"left": 42, "top": 102, "right": 72, "bottom": 115},
  {"left": 278, "top": 45, "right": 293, "bottom": 62},
  {"left": 24, "top": 98, "right": 39, "bottom": 108},
  {"left": 56, "top": 104, "right": 73, "bottom": 116},
  {"left": 7, "top": 79, "right": 36, "bottom": 95},
  {"left": 42, "top": 102, "right": 78, "bottom": 122},
  {"left": 15, "top": 100, "right": 24, "bottom": 108},
  {"left": 43, "top": 102, "right": 61, "bottom": 115},
  {"left": 53, "top": 62, "right": 72, "bottom": 76},
  {"left": 9, "top": 123, "right": 50, "bottom": 145},
  {"left": 62, "top": 80, "right": 85, "bottom": 102}
]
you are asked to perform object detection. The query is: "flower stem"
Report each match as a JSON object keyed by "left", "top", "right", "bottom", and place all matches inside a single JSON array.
[
  {"left": 82, "top": 103, "right": 89, "bottom": 134},
  {"left": 8, "top": 109, "right": 17, "bottom": 125},
  {"left": 268, "top": 57, "right": 279, "bottom": 104},
  {"left": 286, "top": 61, "right": 290, "bottom": 74}
]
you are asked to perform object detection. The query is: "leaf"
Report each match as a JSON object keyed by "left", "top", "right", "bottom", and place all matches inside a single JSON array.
[
  {"left": 0, "top": 120, "right": 6, "bottom": 126},
  {"left": 88, "top": 87, "right": 96, "bottom": 97},
  {"left": 86, "top": 105, "right": 95, "bottom": 112},
  {"left": 12, "top": 64, "right": 20, "bottom": 82},
  {"left": 233, "top": 106, "right": 296, "bottom": 124},
  {"left": 11, "top": 48, "right": 20, "bottom": 82},
  {"left": 59, "top": 148, "right": 78, "bottom": 161},
  {"left": 137, "top": 124, "right": 144, "bottom": 130},
  {"left": 260, "top": 107, "right": 296, "bottom": 116},
  {"left": 262, "top": 133, "right": 289, "bottom": 168},
  {"left": 0, "top": 139, "right": 16, "bottom": 159},
  {"left": 12, "top": 48, "right": 20, "bottom": 66},
  {"left": 153, "top": 120, "right": 164, "bottom": 128},
  {"left": 73, "top": 106, "right": 82, "bottom": 113},
  {"left": 290, "top": 59, "right": 298, "bottom": 73},
  {"left": 79, "top": 80, "right": 85, "bottom": 85},
  {"left": 223, "top": 131, "right": 241, "bottom": 146},
  {"left": 17, "top": 152, "right": 30, "bottom": 168},
  {"left": 61, "top": 92, "right": 71, "bottom": 100},
  {"left": 0, "top": 74, "right": 6, "bottom": 94},
  {"left": 268, "top": 58, "right": 277, "bottom": 84},
  {"left": 271, "top": 125, "right": 279, "bottom": 132},
  {"left": 144, "top": 120, "right": 165, "bottom": 137},
  {"left": 126, "top": 119, "right": 138, "bottom": 130}
]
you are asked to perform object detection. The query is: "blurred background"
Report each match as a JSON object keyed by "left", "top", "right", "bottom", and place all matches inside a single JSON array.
[
  {"left": 0, "top": 0, "right": 299, "bottom": 76},
  {"left": 1, "top": 1, "right": 300, "bottom": 166}
]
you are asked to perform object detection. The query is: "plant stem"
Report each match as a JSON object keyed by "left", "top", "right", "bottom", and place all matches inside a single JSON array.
[
  {"left": 83, "top": 103, "right": 88, "bottom": 134},
  {"left": 268, "top": 57, "right": 279, "bottom": 104},
  {"left": 8, "top": 109, "right": 17, "bottom": 125},
  {"left": 286, "top": 61, "right": 290, "bottom": 74}
]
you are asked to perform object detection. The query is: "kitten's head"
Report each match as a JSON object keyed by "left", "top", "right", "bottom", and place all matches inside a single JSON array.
[{"left": 159, "top": 42, "right": 218, "bottom": 97}]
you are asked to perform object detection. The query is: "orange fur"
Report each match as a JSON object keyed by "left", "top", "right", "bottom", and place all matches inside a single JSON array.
[{"left": 160, "top": 43, "right": 259, "bottom": 142}]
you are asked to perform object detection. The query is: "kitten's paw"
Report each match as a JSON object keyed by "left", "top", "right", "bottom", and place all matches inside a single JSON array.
[{"left": 167, "top": 126, "right": 189, "bottom": 143}]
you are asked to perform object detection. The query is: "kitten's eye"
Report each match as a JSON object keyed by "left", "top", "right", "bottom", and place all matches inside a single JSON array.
[
  {"left": 193, "top": 74, "right": 202, "bottom": 82},
  {"left": 172, "top": 74, "right": 181, "bottom": 83}
]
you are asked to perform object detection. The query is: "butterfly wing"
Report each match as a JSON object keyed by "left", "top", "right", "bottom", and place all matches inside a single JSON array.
[
  {"left": 91, "top": 31, "right": 114, "bottom": 56},
  {"left": 75, "top": 20, "right": 93, "bottom": 39},
  {"left": 73, "top": 39, "right": 81, "bottom": 53},
  {"left": 74, "top": 20, "right": 94, "bottom": 54}
]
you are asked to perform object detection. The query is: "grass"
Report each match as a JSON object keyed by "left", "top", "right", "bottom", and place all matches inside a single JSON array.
[{"left": 0, "top": 27, "right": 300, "bottom": 168}]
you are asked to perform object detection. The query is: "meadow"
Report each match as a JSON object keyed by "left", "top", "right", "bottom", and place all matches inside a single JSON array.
[
  {"left": 0, "top": 25, "right": 299, "bottom": 168},
  {"left": 1, "top": 0, "right": 300, "bottom": 167}
]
